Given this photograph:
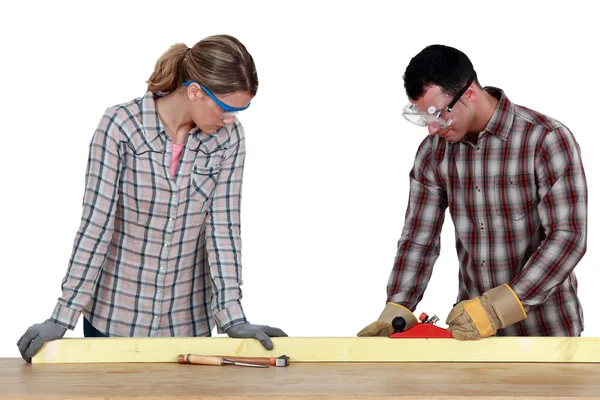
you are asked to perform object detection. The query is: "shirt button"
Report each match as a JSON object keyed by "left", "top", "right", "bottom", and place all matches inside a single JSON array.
[
  {"left": 479, "top": 222, "right": 485, "bottom": 230},
  {"left": 475, "top": 185, "right": 481, "bottom": 192},
  {"left": 475, "top": 146, "right": 480, "bottom": 151},
  {"left": 169, "top": 217, "right": 174, "bottom": 221},
  {"left": 164, "top": 243, "right": 170, "bottom": 247}
]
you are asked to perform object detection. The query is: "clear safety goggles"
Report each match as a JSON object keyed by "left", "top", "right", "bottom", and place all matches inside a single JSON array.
[
  {"left": 402, "top": 103, "right": 454, "bottom": 129},
  {"left": 402, "top": 71, "right": 475, "bottom": 129}
]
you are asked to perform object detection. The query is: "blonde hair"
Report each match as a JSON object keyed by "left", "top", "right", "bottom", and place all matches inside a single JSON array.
[{"left": 147, "top": 34, "right": 258, "bottom": 96}]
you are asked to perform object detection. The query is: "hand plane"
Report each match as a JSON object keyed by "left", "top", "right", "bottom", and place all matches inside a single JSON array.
[{"left": 389, "top": 312, "right": 453, "bottom": 338}]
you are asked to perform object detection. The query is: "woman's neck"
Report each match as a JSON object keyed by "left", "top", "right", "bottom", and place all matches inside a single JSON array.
[{"left": 155, "top": 89, "right": 195, "bottom": 145}]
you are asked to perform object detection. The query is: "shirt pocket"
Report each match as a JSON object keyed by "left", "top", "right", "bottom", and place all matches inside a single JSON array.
[
  {"left": 494, "top": 174, "right": 535, "bottom": 221},
  {"left": 191, "top": 165, "right": 221, "bottom": 201}
]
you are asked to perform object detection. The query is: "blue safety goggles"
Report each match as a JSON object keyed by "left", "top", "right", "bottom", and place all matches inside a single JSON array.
[{"left": 183, "top": 80, "right": 250, "bottom": 117}]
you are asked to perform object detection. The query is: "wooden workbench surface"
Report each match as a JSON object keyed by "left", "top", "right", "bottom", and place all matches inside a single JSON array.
[{"left": 2, "top": 358, "right": 599, "bottom": 399}]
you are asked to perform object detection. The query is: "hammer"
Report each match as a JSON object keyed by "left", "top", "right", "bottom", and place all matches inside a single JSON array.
[{"left": 178, "top": 354, "right": 290, "bottom": 367}]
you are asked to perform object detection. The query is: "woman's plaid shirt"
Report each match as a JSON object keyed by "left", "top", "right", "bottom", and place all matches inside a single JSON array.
[{"left": 50, "top": 92, "right": 248, "bottom": 337}]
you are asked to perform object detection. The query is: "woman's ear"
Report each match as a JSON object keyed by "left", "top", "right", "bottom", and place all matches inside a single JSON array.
[{"left": 187, "top": 82, "right": 205, "bottom": 102}]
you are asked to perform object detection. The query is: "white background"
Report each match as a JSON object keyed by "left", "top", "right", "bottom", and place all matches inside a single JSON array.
[{"left": 0, "top": 1, "right": 598, "bottom": 358}]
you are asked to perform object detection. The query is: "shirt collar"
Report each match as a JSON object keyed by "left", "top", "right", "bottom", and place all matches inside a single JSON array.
[
  {"left": 187, "top": 127, "right": 230, "bottom": 154},
  {"left": 131, "top": 91, "right": 166, "bottom": 154},
  {"left": 480, "top": 86, "right": 515, "bottom": 142}
]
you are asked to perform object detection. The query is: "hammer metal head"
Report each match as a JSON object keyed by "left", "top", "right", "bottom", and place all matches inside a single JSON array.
[{"left": 274, "top": 355, "right": 290, "bottom": 367}]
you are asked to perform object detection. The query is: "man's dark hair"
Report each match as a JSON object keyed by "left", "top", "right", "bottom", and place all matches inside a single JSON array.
[{"left": 403, "top": 44, "right": 479, "bottom": 101}]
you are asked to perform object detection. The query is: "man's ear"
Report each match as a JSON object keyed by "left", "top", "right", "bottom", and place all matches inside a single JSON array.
[{"left": 464, "top": 84, "right": 478, "bottom": 104}]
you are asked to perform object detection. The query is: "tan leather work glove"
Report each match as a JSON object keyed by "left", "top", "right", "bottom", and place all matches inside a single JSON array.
[
  {"left": 446, "top": 284, "right": 527, "bottom": 340},
  {"left": 357, "top": 302, "right": 419, "bottom": 337}
]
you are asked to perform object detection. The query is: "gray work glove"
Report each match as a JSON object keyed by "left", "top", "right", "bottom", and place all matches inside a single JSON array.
[
  {"left": 225, "top": 322, "right": 288, "bottom": 350},
  {"left": 17, "top": 320, "right": 67, "bottom": 362}
]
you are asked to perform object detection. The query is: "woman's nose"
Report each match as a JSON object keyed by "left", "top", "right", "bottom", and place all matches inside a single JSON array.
[{"left": 222, "top": 116, "right": 235, "bottom": 125}]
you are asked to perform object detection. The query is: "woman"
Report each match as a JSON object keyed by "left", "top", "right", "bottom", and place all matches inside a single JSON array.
[{"left": 17, "top": 34, "right": 286, "bottom": 362}]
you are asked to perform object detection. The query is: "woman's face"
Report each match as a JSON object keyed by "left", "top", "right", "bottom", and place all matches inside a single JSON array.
[{"left": 188, "top": 84, "right": 253, "bottom": 133}]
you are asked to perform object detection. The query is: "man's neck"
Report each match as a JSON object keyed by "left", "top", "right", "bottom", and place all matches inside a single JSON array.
[{"left": 467, "top": 89, "right": 499, "bottom": 143}]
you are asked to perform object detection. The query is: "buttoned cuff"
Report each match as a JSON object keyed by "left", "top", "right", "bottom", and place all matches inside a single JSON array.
[
  {"left": 214, "top": 301, "right": 247, "bottom": 333},
  {"left": 50, "top": 302, "right": 81, "bottom": 330}
]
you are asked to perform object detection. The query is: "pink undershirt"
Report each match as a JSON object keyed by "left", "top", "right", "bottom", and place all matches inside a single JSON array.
[{"left": 170, "top": 143, "right": 184, "bottom": 178}]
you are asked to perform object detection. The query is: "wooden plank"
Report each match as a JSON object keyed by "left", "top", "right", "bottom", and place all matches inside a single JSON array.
[
  {"left": 3, "top": 358, "right": 600, "bottom": 399},
  {"left": 32, "top": 336, "right": 600, "bottom": 364}
]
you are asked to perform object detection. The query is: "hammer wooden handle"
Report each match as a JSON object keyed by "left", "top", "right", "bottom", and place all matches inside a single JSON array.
[
  {"left": 178, "top": 354, "right": 224, "bottom": 366},
  {"left": 220, "top": 356, "right": 272, "bottom": 366}
]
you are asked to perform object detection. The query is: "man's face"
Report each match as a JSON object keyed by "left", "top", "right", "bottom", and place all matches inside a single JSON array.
[{"left": 409, "top": 85, "right": 471, "bottom": 143}]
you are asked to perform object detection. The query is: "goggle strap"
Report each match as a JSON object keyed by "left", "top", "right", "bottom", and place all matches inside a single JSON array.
[
  {"left": 182, "top": 80, "right": 250, "bottom": 112},
  {"left": 446, "top": 71, "right": 475, "bottom": 113}
]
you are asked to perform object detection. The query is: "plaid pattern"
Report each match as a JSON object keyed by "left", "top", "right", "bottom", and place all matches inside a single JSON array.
[
  {"left": 51, "top": 92, "right": 248, "bottom": 336},
  {"left": 387, "top": 88, "right": 587, "bottom": 336}
]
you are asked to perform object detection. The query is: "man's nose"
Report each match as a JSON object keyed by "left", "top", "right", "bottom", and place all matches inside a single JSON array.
[{"left": 428, "top": 124, "right": 441, "bottom": 136}]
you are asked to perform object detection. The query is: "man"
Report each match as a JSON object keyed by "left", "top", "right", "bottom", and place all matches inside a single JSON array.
[{"left": 358, "top": 45, "right": 587, "bottom": 339}]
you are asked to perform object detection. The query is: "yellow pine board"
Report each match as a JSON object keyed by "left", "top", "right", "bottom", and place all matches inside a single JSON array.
[{"left": 32, "top": 337, "right": 600, "bottom": 364}]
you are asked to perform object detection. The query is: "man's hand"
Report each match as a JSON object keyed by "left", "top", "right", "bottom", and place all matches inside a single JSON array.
[
  {"left": 225, "top": 322, "right": 288, "bottom": 350},
  {"left": 357, "top": 302, "right": 419, "bottom": 337},
  {"left": 17, "top": 320, "right": 67, "bottom": 362},
  {"left": 446, "top": 284, "right": 527, "bottom": 340}
]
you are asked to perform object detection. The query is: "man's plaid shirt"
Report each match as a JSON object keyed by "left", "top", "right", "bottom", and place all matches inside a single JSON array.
[{"left": 388, "top": 88, "right": 587, "bottom": 336}]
